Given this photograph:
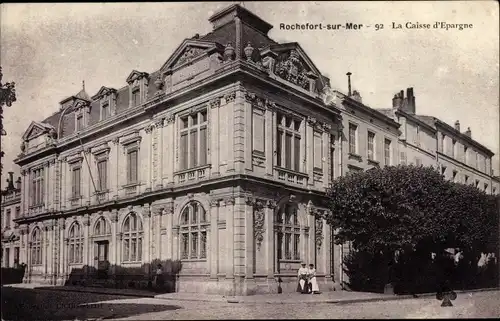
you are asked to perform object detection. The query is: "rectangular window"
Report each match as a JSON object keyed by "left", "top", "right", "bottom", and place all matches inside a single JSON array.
[
  {"left": 31, "top": 168, "right": 44, "bottom": 206},
  {"left": 465, "top": 175, "right": 469, "bottom": 185},
  {"left": 97, "top": 160, "right": 107, "bottom": 191},
  {"left": 5, "top": 209, "right": 11, "bottom": 228},
  {"left": 276, "top": 130, "right": 283, "bottom": 167},
  {"left": 76, "top": 115, "right": 84, "bottom": 131},
  {"left": 313, "top": 131, "right": 323, "bottom": 170},
  {"left": 349, "top": 123, "right": 357, "bottom": 154},
  {"left": 5, "top": 248, "right": 10, "bottom": 268},
  {"left": 294, "top": 136, "right": 301, "bottom": 172},
  {"left": 15, "top": 207, "right": 20, "bottom": 219},
  {"left": 284, "top": 233, "right": 291, "bottom": 260},
  {"left": 452, "top": 170, "right": 457, "bottom": 182},
  {"left": 464, "top": 146, "right": 468, "bottom": 164},
  {"left": 101, "top": 102, "right": 110, "bottom": 120},
  {"left": 452, "top": 139, "right": 456, "bottom": 158},
  {"left": 441, "top": 135, "right": 446, "bottom": 153},
  {"left": 132, "top": 89, "right": 140, "bottom": 107},
  {"left": 293, "top": 234, "right": 300, "bottom": 260},
  {"left": 127, "top": 150, "right": 138, "bottom": 183},
  {"left": 475, "top": 180, "right": 480, "bottom": 188},
  {"left": 330, "top": 147, "right": 335, "bottom": 182},
  {"left": 178, "top": 110, "right": 208, "bottom": 170},
  {"left": 252, "top": 107, "right": 265, "bottom": 153},
  {"left": 384, "top": 139, "right": 391, "bottom": 165},
  {"left": 367, "top": 131, "right": 375, "bottom": 160},
  {"left": 285, "top": 133, "right": 292, "bottom": 169},
  {"left": 400, "top": 152, "right": 407, "bottom": 165},
  {"left": 123, "top": 239, "right": 130, "bottom": 262},
  {"left": 71, "top": 167, "right": 81, "bottom": 197}
]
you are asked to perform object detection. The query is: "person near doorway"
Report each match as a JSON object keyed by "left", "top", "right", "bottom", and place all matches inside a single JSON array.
[
  {"left": 154, "top": 264, "right": 165, "bottom": 292},
  {"left": 308, "top": 264, "right": 320, "bottom": 294},
  {"left": 297, "top": 263, "right": 309, "bottom": 294}
]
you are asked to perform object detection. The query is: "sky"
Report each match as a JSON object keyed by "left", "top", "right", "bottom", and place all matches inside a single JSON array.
[{"left": 1, "top": 1, "right": 499, "bottom": 184}]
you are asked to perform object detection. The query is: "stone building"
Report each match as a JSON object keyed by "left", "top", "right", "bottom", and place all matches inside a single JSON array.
[
  {"left": 11, "top": 4, "right": 499, "bottom": 295},
  {"left": 1, "top": 172, "right": 22, "bottom": 267}
]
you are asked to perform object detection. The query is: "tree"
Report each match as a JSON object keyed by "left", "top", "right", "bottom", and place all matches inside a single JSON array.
[
  {"left": 324, "top": 164, "right": 499, "bottom": 292},
  {"left": 0, "top": 66, "right": 17, "bottom": 175}
]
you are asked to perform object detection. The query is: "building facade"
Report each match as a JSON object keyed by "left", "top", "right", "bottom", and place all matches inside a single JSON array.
[
  {"left": 11, "top": 4, "right": 498, "bottom": 295},
  {"left": 1, "top": 172, "right": 22, "bottom": 268}
]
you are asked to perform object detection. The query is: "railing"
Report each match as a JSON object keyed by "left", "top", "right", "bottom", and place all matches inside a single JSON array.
[
  {"left": 28, "top": 205, "right": 44, "bottom": 216},
  {"left": 95, "top": 191, "right": 109, "bottom": 203},
  {"left": 274, "top": 167, "right": 308, "bottom": 185},
  {"left": 174, "top": 164, "right": 211, "bottom": 184},
  {"left": 70, "top": 197, "right": 81, "bottom": 208},
  {"left": 123, "top": 184, "right": 138, "bottom": 196}
]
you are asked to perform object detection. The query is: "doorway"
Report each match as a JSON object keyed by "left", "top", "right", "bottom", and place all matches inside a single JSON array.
[{"left": 94, "top": 241, "right": 109, "bottom": 279}]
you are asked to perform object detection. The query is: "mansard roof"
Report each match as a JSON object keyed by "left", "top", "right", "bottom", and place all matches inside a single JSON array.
[{"left": 22, "top": 121, "right": 54, "bottom": 141}]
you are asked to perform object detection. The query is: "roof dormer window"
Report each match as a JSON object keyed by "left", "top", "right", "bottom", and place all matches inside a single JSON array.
[
  {"left": 101, "top": 101, "right": 110, "bottom": 121},
  {"left": 76, "top": 114, "right": 84, "bottom": 131},
  {"left": 126, "top": 70, "right": 149, "bottom": 108},
  {"left": 132, "top": 88, "right": 140, "bottom": 107}
]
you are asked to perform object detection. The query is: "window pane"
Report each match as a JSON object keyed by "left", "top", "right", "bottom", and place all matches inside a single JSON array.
[
  {"left": 137, "top": 237, "right": 142, "bottom": 261},
  {"left": 285, "top": 233, "right": 291, "bottom": 259},
  {"left": 124, "top": 239, "right": 129, "bottom": 261},
  {"left": 294, "top": 120, "right": 301, "bottom": 131},
  {"left": 192, "top": 113, "right": 198, "bottom": 126},
  {"left": 192, "top": 205, "right": 198, "bottom": 224},
  {"left": 181, "top": 117, "right": 189, "bottom": 129},
  {"left": 199, "top": 127, "right": 207, "bottom": 166},
  {"left": 190, "top": 130, "right": 198, "bottom": 167},
  {"left": 349, "top": 124, "right": 356, "bottom": 154},
  {"left": 294, "top": 136, "right": 301, "bottom": 172},
  {"left": 200, "top": 205, "right": 206, "bottom": 223},
  {"left": 286, "top": 117, "right": 292, "bottom": 128},
  {"left": 180, "top": 132, "right": 188, "bottom": 170},
  {"left": 191, "top": 232, "right": 198, "bottom": 258},
  {"left": 277, "top": 233, "right": 283, "bottom": 260},
  {"left": 181, "top": 208, "right": 189, "bottom": 225},
  {"left": 124, "top": 217, "right": 130, "bottom": 232},
  {"left": 181, "top": 233, "right": 188, "bottom": 259},
  {"left": 200, "top": 110, "right": 207, "bottom": 123},
  {"left": 200, "top": 232, "right": 207, "bottom": 259},
  {"left": 131, "top": 238, "right": 136, "bottom": 261},
  {"left": 277, "top": 130, "right": 283, "bottom": 167},
  {"left": 285, "top": 133, "right": 292, "bottom": 169},
  {"left": 294, "top": 234, "right": 300, "bottom": 260}
]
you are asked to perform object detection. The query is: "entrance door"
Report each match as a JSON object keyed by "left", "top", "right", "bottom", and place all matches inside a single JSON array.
[{"left": 95, "top": 241, "right": 109, "bottom": 279}]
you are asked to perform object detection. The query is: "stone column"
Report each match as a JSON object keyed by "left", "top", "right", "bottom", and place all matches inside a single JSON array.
[
  {"left": 20, "top": 170, "right": 27, "bottom": 216},
  {"left": 165, "top": 203, "right": 174, "bottom": 259},
  {"left": 225, "top": 197, "right": 235, "bottom": 279},
  {"left": 58, "top": 219, "right": 65, "bottom": 283},
  {"left": 142, "top": 204, "right": 151, "bottom": 268},
  {"left": 227, "top": 97, "right": 235, "bottom": 173},
  {"left": 172, "top": 226, "right": 179, "bottom": 261},
  {"left": 308, "top": 207, "right": 316, "bottom": 266},
  {"left": 243, "top": 95, "right": 252, "bottom": 172},
  {"left": 44, "top": 161, "right": 50, "bottom": 210},
  {"left": 265, "top": 104, "right": 274, "bottom": 177},
  {"left": 110, "top": 210, "right": 118, "bottom": 268},
  {"left": 209, "top": 199, "right": 219, "bottom": 279},
  {"left": 210, "top": 98, "right": 221, "bottom": 176},
  {"left": 264, "top": 200, "right": 276, "bottom": 279},
  {"left": 245, "top": 198, "right": 259, "bottom": 279},
  {"left": 112, "top": 138, "right": 120, "bottom": 199},
  {"left": 151, "top": 205, "right": 163, "bottom": 260},
  {"left": 322, "top": 127, "right": 330, "bottom": 189},
  {"left": 83, "top": 214, "right": 90, "bottom": 269}
]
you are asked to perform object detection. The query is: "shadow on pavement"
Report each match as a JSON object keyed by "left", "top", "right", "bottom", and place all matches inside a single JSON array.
[{"left": 1, "top": 287, "right": 181, "bottom": 321}]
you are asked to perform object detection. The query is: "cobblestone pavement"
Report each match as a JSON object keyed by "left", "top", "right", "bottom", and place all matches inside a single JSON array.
[{"left": 103, "top": 290, "right": 500, "bottom": 320}]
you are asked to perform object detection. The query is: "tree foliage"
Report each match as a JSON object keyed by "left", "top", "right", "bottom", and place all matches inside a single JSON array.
[
  {"left": 324, "top": 165, "right": 499, "bottom": 255},
  {"left": 0, "top": 66, "right": 17, "bottom": 175}
]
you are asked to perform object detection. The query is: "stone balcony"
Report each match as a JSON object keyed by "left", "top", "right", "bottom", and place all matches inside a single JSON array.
[
  {"left": 274, "top": 166, "right": 308, "bottom": 186},
  {"left": 174, "top": 164, "right": 211, "bottom": 185}
]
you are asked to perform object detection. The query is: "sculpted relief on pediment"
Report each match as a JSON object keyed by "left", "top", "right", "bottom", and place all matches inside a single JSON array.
[
  {"left": 274, "top": 50, "right": 313, "bottom": 91},
  {"left": 172, "top": 46, "right": 206, "bottom": 68}
]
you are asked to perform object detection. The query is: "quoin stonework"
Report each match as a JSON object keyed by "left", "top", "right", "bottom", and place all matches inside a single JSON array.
[{"left": 3, "top": 4, "right": 499, "bottom": 295}]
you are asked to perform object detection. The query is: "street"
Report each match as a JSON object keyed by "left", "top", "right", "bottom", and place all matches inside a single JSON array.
[{"left": 2, "top": 287, "right": 499, "bottom": 320}]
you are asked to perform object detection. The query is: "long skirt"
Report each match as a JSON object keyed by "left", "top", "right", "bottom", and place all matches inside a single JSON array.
[
  {"left": 309, "top": 277, "right": 320, "bottom": 293},
  {"left": 297, "top": 278, "right": 309, "bottom": 293}
]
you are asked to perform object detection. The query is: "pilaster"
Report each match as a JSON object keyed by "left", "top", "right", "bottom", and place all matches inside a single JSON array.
[
  {"left": 142, "top": 204, "right": 151, "bottom": 266},
  {"left": 265, "top": 104, "right": 274, "bottom": 176},
  {"left": 322, "top": 127, "right": 330, "bottom": 189},
  {"left": 110, "top": 210, "right": 118, "bottom": 267},
  {"left": 233, "top": 90, "right": 245, "bottom": 172},
  {"left": 112, "top": 138, "right": 120, "bottom": 199},
  {"left": 306, "top": 118, "right": 314, "bottom": 186},
  {"left": 224, "top": 197, "right": 235, "bottom": 279},
  {"left": 83, "top": 214, "right": 90, "bottom": 268},
  {"left": 265, "top": 200, "right": 276, "bottom": 278},
  {"left": 210, "top": 98, "right": 221, "bottom": 175},
  {"left": 164, "top": 203, "right": 174, "bottom": 259},
  {"left": 209, "top": 198, "right": 219, "bottom": 279}
]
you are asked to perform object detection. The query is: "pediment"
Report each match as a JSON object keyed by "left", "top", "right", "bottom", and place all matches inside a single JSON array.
[
  {"left": 126, "top": 70, "right": 149, "bottom": 84},
  {"left": 269, "top": 43, "right": 326, "bottom": 91},
  {"left": 22, "top": 121, "right": 53, "bottom": 141},
  {"left": 160, "top": 39, "right": 220, "bottom": 71},
  {"left": 91, "top": 86, "right": 117, "bottom": 100}
]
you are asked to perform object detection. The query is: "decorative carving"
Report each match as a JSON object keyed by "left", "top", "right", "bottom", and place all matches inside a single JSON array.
[
  {"left": 164, "top": 203, "right": 174, "bottom": 215},
  {"left": 244, "top": 91, "right": 266, "bottom": 108},
  {"left": 224, "top": 43, "right": 235, "bottom": 61},
  {"left": 266, "top": 200, "right": 277, "bottom": 209},
  {"left": 83, "top": 214, "right": 90, "bottom": 226},
  {"left": 225, "top": 197, "right": 235, "bottom": 206},
  {"left": 152, "top": 205, "right": 164, "bottom": 216},
  {"left": 154, "top": 75, "right": 163, "bottom": 91},
  {"left": 254, "top": 207, "right": 265, "bottom": 250},
  {"left": 187, "top": 193, "right": 194, "bottom": 200},
  {"left": 143, "top": 205, "right": 151, "bottom": 218},
  {"left": 307, "top": 116, "right": 317, "bottom": 126},
  {"left": 323, "top": 123, "right": 332, "bottom": 131},
  {"left": 145, "top": 123, "right": 154, "bottom": 134},
  {"left": 112, "top": 137, "right": 120, "bottom": 145},
  {"left": 315, "top": 217, "right": 324, "bottom": 250},
  {"left": 289, "top": 194, "right": 296, "bottom": 202},
  {"left": 265, "top": 99, "right": 277, "bottom": 111},
  {"left": 210, "top": 98, "right": 221, "bottom": 109},
  {"left": 274, "top": 50, "right": 310, "bottom": 90},
  {"left": 244, "top": 42, "right": 254, "bottom": 62},
  {"left": 174, "top": 46, "right": 205, "bottom": 67},
  {"left": 154, "top": 118, "right": 165, "bottom": 128},
  {"left": 209, "top": 199, "right": 219, "bottom": 207},
  {"left": 110, "top": 209, "right": 119, "bottom": 222},
  {"left": 165, "top": 114, "right": 175, "bottom": 124},
  {"left": 224, "top": 91, "right": 236, "bottom": 103}
]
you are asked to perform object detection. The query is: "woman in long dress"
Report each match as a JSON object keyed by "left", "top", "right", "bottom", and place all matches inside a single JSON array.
[
  {"left": 297, "top": 263, "right": 309, "bottom": 293},
  {"left": 308, "top": 264, "right": 320, "bottom": 294},
  {"left": 154, "top": 264, "right": 165, "bottom": 292}
]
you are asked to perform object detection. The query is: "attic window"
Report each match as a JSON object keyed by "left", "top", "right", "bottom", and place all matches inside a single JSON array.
[
  {"left": 132, "top": 88, "right": 140, "bottom": 107},
  {"left": 76, "top": 114, "right": 84, "bottom": 131},
  {"left": 101, "top": 102, "right": 110, "bottom": 121}
]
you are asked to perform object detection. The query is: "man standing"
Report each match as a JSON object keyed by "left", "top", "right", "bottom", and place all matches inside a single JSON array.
[
  {"left": 308, "top": 264, "right": 320, "bottom": 294},
  {"left": 297, "top": 263, "right": 309, "bottom": 294}
]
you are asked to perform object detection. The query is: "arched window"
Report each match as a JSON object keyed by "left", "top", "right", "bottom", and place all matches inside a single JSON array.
[
  {"left": 93, "top": 216, "right": 111, "bottom": 236},
  {"left": 180, "top": 202, "right": 208, "bottom": 260},
  {"left": 68, "top": 223, "right": 83, "bottom": 264},
  {"left": 31, "top": 228, "right": 42, "bottom": 265},
  {"left": 122, "top": 213, "right": 143, "bottom": 263},
  {"left": 275, "top": 203, "right": 300, "bottom": 261}
]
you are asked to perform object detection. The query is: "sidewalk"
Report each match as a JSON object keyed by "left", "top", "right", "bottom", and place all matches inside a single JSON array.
[{"left": 4, "top": 283, "right": 499, "bottom": 305}]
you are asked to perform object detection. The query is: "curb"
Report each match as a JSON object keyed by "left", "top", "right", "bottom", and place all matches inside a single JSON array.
[
  {"left": 154, "top": 287, "right": 500, "bottom": 304},
  {"left": 33, "top": 286, "right": 157, "bottom": 298}
]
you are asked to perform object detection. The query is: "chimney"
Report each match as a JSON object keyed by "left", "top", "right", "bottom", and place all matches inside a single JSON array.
[
  {"left": 15, "top": 177, "right": 21, "bottom": 190},
  {"left": 352, "top": 90, "right": 362, "bottom": 103},
  {"left": 7, "top": 171, "right": 14, "bottom": 190},
  {"left": 406, "top": 87, "right": 416, "bottom": 114},
  {"left": 193, "top": 33, "right": 200, "bottom": 39},
  {"left": 392, "top": 91, "right": 403, "bottom": 109},
  {"left": 465, "top": 127, "right": 471, "bottom": 137},
  {"left": 454, "top": 120, "right": 460, "bottom": 131},
  {"left": 346, "top": 72, "right": 352, "bottom": 96}
]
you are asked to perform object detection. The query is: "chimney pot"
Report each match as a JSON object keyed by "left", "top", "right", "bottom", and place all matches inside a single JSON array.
[
  {"left": 15, "top": 177, "right": 21, "bottom": 190},
  {"left": 454, "top": 120, "right": 460, "bottom": 131},
  {"left": 465, "top": 127, "right": 471, "bottom": 137},
  {"left": 346, "top": 72, "right": 352, "bottom": 96}
]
